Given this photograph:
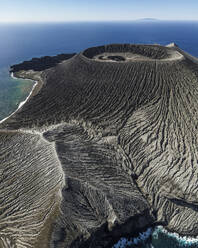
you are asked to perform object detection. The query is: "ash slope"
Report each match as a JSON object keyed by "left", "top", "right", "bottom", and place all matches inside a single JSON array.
[{"left": 1, "top": 43, "right": 198, "bottom": 247}]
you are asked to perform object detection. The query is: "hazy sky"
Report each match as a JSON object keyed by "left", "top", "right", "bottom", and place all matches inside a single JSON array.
[{"left": 0, "top": 0, "right": 197, "bottom": 22}]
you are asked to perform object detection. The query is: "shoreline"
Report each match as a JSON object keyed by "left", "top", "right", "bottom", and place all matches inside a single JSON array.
[
  {"left": 113, "top": 225, "right": 198, "bottom": 247},
  {"left": 0, "top": 72, "right": 38, "bottom": 125},
  {"left": 113, "top": 227, "right": 153, "bottom": 247},
  {"left": 155, "top": 226, "right": 198, "bottom": 244}
]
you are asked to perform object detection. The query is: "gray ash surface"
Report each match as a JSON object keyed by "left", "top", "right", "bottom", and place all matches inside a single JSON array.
[{"left": 1, "top": 43, "right": 198, "bottom": 248}]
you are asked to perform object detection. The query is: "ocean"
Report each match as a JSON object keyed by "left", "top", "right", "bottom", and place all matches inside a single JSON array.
[{"left": 1, "top": 21, "right": 198, "bottom": 247}]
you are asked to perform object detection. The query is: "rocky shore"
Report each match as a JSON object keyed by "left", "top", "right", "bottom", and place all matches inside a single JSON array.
[{"left": 10, "top": 53, "right": 76, "bottom": 73}]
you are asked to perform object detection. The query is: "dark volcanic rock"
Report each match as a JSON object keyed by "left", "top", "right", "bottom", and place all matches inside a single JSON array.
[
  {"left": 1, "top": 43, "right": 198, "bottom": 247},
  {"left": 107, "top": 55, "right": 125, "bottom": 61},
  {"left": 10, "top": 53, "right": 76, "bottom": 72}
]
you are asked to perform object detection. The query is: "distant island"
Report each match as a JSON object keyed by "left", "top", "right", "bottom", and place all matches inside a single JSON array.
[
  {"left": 1, "top": 43, "right": 198, "bottom": 248},
  {"left": 137, "top": 18, "right": 159, "bottom": 21}
]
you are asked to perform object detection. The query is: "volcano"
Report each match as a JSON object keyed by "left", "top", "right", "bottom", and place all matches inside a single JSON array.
[{"left": 1, "top": 43, "right": 198, "bottom": 247}]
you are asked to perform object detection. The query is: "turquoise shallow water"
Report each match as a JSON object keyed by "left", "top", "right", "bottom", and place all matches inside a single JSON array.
[
  {"left": 0, "top": 66, "right": 34, "bottom": 120},
  {"left": 1, "top": 21, "right": 198, "bottom": 247}
]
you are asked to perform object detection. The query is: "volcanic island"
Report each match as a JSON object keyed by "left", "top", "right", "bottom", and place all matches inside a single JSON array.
[{"left": 0, "top": 43, "right": 198, "bottom": 248}]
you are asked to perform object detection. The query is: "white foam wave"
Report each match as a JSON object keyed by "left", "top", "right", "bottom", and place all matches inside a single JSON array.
[
  {"left": 10, "top": 72, "right": 18, "bottom": 79},
  {"left": 113, "top": 225, "right": 198, "bottom": 248},
  {"left": 154, "top": 226, "right": 198, "bottom": 245},
  {"left": 113, "top": 227, "right": 152, "bottom": 248}
]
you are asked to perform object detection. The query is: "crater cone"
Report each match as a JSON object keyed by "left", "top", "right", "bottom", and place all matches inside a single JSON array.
[{"left": 82, "top": 43, "right": 183, "bottom": 62}]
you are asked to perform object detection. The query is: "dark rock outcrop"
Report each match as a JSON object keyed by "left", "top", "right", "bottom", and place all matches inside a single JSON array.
[
  {"left": 10, "top": 53, "right": 76, "bottom": 73},
  {"left": 1, "top": 43, "right": 198, "bottom": 247}
]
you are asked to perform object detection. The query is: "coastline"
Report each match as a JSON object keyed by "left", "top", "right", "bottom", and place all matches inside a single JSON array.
[
  {"left": 112, "top": 225, "right": 198, "bottom": 247},
  {"left": 0, "top": 72, "right": 39, "bottom": 125},
  {"left": 155, "top": 226, "right": 198, "bottom": 244},
  {"left": 113, "top": 227, "right": 153, "bottom": 247}
]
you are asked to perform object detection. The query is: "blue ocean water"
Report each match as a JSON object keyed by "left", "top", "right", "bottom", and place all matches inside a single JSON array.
[{"left": 1, "top": 21, "right": 198, "bottom": 247}]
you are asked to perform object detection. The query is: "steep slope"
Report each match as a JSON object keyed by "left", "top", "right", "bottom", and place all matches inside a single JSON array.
[{"left": 1, "top": 44, "right": 198, "bottom": 247}]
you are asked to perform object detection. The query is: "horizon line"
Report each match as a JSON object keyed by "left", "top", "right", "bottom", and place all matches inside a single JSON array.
[{"left": 0, "top": 19, "right": 198, "bottom": 24}]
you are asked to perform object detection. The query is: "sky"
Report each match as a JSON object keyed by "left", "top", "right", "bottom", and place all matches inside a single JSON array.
[{"left": 0, "top": 0, "right": 197, "bottom": 23}]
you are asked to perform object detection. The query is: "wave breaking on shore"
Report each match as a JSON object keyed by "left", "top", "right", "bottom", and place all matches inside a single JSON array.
[
  {"left": 0, "top": 73, "right": 38, "bottom": 124},
  {"left": 113, "top": 227, "right": 152, "bottom": 247},
  {"left": 153, "top": 226, "right": 198, "bottom": 246},
  {"left": 113, "top": 226, "right": 198, "bottom": 248}
]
